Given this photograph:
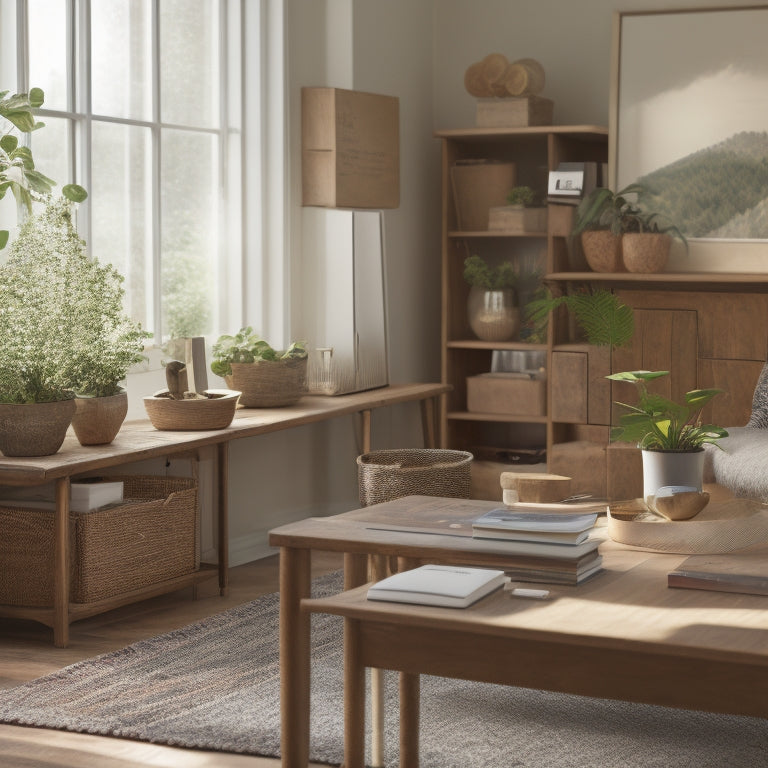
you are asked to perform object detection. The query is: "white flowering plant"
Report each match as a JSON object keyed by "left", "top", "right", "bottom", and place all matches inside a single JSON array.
[{"left": 0, "top": 197, "right": 150, "bottom": 403}]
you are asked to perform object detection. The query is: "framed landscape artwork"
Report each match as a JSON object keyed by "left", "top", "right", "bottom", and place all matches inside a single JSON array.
[{"left": 610, "top": 6, "right": 768, "bottom": 272}]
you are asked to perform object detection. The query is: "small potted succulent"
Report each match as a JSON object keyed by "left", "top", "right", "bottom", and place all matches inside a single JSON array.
[
  {"left": 607, "top": 370, "right": 728, "bottom": 515},
  {"left": 462, "top": 255, "right": 519, "bottom": 342},
  {"left": 211, "top": 328, "right": 308, "bottom": 407},
  {"left": 488, "top": 185, "right": 547, "bottom": 233}
]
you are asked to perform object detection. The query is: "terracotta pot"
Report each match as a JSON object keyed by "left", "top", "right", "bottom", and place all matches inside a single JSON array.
[
  {"left": 581, "top": 230, "right": 625, "bottom": 273},
  {"left": 71, "top": 391, "right": 129, "bottom": 446},
  {"left": 622, "top": 233, "right": 671, "bottom": 273},
  {"left": 467, "top": 287, "right": 519, "bottom": 342},
  {"left": 0, "top": 399, "right": 76, "bottom": 457}
]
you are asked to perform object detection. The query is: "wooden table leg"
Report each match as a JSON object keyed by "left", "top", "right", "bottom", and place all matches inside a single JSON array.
[
  {"left": 361, "top": 408, "right": 372, "bottom": 454},
  {"left": 344, "top": 617, "right": 366, "bottom": 768},
  {"left": 53, "top": 477, "right": 70, "bottom": 648},
  {"left": 369, "top": 555, "right": 388, "bottom": 768},
  {"left": 217, "top": 442, "right": 229, "bottom": 596},
  {"left": 419, "top": 396, "right": 437, "bottom": 449},
  {"left": 400, "top": 671, "right": 420, "bottom": 768},
  {"left": 279, "top": 546, "right": 311, "bottom": 768}
]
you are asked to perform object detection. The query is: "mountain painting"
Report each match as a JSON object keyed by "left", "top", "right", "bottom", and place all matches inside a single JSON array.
[
  {"left": 616, "top": 8, "right": 768, "bottom": 244},
  {"left": 636, "top": 131, "right": 768, "bottom": 240}
]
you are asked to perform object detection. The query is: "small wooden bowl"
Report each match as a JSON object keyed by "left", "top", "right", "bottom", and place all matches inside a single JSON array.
[
  {"left": 144, "top": 389, "right": 241, "bottom": 431},
  {"left": 648, "top": 489, "right": 710, "bottom": 521}
]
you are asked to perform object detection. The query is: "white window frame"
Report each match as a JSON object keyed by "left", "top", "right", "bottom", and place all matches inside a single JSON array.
[{"left": 5, "top": 0, "right": 260, "bottom": 345}]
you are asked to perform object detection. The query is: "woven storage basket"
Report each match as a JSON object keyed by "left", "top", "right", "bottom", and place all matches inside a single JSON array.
[
  {"left": 226, "top": 357, "right": 308, "bottom": 407},
  {"left": 143, "top": 390, "right": 240, "bottom": 430},
  {"left": 357, "top": 449, "right": 473, "bottom": 507},
  {"left": 0, "top": 475, "right": 198, "bottom": 607}
]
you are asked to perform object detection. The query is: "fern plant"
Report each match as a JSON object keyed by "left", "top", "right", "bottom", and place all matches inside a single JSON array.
[{"left": 526, "top": 287, "right": 634, "bottom": 348}]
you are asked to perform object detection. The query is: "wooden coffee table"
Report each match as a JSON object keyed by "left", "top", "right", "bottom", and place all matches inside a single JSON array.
[
  {"left": 269, "top": 494, "right": 583, "bottom": 768},
  {"left": 304, "top": 544, "right": 768, "bottom": 768}
]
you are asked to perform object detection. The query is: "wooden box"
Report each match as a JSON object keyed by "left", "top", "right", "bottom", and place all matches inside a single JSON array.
[
  {"left": 301, "top": 87, "right": 399, "bottom": 209},
  {"left": 488, "top": 205, "right": 547, "bottom": 233},
  {"left": 476, "top": 96, "right": 554, "bottom": 128},
  {"left": 0, "top": 476, "right": 198, "bottom": 607},
  {"left": 466, "top": 373, "right": 546, "bottom": 416}
]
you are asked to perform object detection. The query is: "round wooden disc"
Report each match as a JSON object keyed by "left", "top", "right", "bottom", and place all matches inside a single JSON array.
[{"left": 499, "top": 472, "right": 572, "bottom": 503}]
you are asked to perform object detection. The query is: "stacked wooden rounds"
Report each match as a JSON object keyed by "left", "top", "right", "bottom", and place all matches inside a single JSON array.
[
  {"left": 500, "top": 472, "right": 571, "bottom": 504},
  {"left": 464, "top": 54, "right": 545, "bottom": 98}
]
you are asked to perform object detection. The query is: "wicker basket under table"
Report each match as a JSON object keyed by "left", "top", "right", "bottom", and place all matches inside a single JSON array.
[{"left": 0, "top": 475, "right": 198, "bottom": 607}]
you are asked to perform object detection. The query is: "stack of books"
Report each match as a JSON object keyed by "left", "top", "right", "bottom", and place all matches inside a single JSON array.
[{"left": 471, "top": 508, "right": 603, "bottom": 585}]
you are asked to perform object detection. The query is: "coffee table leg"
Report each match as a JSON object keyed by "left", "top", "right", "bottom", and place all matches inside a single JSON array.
[
  {"left": 344, "top": 616, "right": 366, "bottom": 768},
  {"left": 279, "top": 546, "right": 311, "bottom": 768},
  {"left": 369, "top": 555, "right": 388, "bottom": 768},
  {"left": 400, "top": 671, "right": 420, "bottom": 768}
]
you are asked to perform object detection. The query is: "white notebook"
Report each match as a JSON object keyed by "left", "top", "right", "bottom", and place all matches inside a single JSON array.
[{"left": 367, "top": 564, "right": 506, "bottom": 608}]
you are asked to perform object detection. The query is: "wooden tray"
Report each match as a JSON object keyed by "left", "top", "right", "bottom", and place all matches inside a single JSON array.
[{"left": 607, "top": 497, "right": 768, "bottom": 554}]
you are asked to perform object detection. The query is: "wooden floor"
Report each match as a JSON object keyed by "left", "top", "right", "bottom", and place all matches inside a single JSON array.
[{"left": 0, "top": 552, "right": 343, "bottom": 768}]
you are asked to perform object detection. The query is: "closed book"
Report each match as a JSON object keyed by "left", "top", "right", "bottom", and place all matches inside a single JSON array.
[
  {"left": 367, "top": 564, "right": 506, "bottom": 608},
  {"left": 668, "top": 553, "right": 768, "bottom": 597},
  {"left": 70, "top": 481, "right": 124, "bottom": 512},
  {"left": 471, "top": 530, "right": 601, "bottom": 559},
  {"left": 473, "top": 508, "right": 598, "bottom": 533}
]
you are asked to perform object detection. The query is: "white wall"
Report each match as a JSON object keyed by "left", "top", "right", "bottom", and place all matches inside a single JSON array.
[
  {"left": 216, "top": 0, "right": 438, "bottom": 565},
  {"left": 432, "top": 0, "right": 751, "bottom": 130}
]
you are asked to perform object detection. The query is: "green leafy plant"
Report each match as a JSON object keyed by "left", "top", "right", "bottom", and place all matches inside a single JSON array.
[
  {"left": 574, "top": 184, "right": 686, "bottom": 246},
  {"left": 506, "top": 185, "right": 537, "bottom": 207},
  {"left": 211, "top": 327, "right": 307, "bottom": 378},
  {"left": 0, "top": 87, "right": 87, "bottom": 249},
  {"left": 0, "top": 197, "right": 150, "bottom": 402},
  {"left": 607, "top": 370, "right": 728, "bottom": 451},
  {"left": 527, "top": 287, "right": 634, "bottom": 348},
  {"left": 463, "top": 255, "right": 516, "bottom": 290}
]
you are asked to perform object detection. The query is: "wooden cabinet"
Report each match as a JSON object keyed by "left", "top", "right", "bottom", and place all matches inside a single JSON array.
[{"left": 435, "top": 125, "right": 608, "bottom": 487}]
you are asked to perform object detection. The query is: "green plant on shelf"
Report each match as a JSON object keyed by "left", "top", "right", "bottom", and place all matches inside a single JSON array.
[{"left": 463, "top": 255, "right": 516, "bottom": 290}]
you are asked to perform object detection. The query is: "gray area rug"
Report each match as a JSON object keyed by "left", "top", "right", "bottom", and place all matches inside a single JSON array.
[{"left": 0, "top": 571, "right": 766, "bottom": 767}]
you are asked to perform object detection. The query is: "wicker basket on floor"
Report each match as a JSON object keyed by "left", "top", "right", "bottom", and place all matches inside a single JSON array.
[{"left": 357, "top": 449, "right": 473, "bottom": 507}]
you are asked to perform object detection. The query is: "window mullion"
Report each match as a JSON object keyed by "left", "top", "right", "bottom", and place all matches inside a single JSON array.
[
  {"left": 75, "top": 0, "right": 91, "bottom": 248},
  {"left": 151, "top": 0, "right": 161, "bottom": 337}
]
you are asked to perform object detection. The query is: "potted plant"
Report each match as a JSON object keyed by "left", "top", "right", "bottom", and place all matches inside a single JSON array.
[
  {"left": 462, "top": 255, "right": 519, "bottom": 342},
  {"left": 211, "top": 328, "right": 308, "bottom": 407},
  {"left": 0, "top": 197, "right": 151, "bottom": 450},
  {"left": 574, "top": 184, "right": 686, "bottom": 274},
  {"left": 0, "top": 88, "right": 86, "bottom": 250},
  {"left": 488, "top": 185, "right": 547, "bottom": 233},
  {"left": 607, "top": 370, "right": 728, "bottom": 512}
]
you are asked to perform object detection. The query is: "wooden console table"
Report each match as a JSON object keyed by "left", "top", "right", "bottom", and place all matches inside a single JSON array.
[{"left": 0, "top": 383, "right": 448, "bottom": 647}]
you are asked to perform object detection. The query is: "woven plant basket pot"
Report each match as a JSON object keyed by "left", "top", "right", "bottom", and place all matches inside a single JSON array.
[
  {"left": 0, "top": 399, "right": 76, "bottom": 457},
  {"left": 357, "top": 448, "right": 473, "bottom": 507},
  {"left": 226, "top": 357, "right": 308, "bottom": 408},
  {"left": 71, "top": 391, "right": 128, "bottom": 446},
  {"left": 143, "top": 389, "right": 240, "bottom": 430},
  {"left": 582, "top": 230, "right": 625, "bottom": 273},
  {"left": 622, "top": 232, "right": 671, "bottom": 274}
]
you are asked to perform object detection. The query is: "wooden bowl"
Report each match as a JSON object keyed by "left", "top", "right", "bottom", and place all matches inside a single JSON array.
[{"left": 144, "top": 389, "right": 241, "bottom": 431}]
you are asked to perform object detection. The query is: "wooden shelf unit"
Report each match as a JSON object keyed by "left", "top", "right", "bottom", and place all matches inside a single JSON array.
[{"left": 435, "top": 125, "right": 609, "bottom": 473}]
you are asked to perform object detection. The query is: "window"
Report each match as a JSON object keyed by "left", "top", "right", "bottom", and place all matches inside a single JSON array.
[{"left": 2, "top": 0, "right": 245, "bottom": 343}]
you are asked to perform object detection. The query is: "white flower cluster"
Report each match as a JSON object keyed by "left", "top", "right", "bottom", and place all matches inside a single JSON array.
[{"left": 0, "top": 198, "right": 151, "bottom": 403}]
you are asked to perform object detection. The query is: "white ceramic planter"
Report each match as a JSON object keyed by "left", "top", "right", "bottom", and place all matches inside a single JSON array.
[{"left": 641, "top": 448, "right": 705, "bottom": 504}]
